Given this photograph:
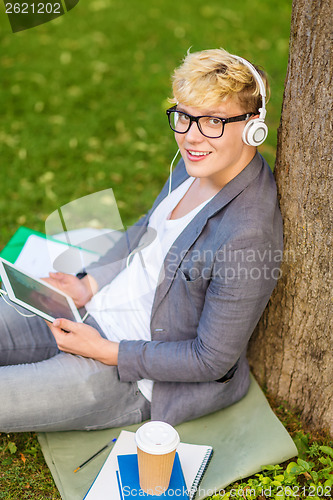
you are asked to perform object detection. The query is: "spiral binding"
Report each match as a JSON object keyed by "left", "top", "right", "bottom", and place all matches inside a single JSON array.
[{"left": 189, "top": 446, "right": 213, "bottom": 500}]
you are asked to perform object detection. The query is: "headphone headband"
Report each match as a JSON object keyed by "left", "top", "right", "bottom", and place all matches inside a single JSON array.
[{"left": 231, "top": 54, "right": 266, "bottom": 121}]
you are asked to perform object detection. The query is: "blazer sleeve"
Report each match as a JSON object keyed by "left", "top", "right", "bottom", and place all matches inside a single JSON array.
[{"left": 117, "top": 231, "right": 282, "bottom": 383}]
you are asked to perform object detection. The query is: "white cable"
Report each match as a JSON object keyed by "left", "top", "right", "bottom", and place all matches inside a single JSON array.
[
  {"left": 124, "top": 150, "right": 180, "bottom": 276},
  {"left": 125, "top": 149, "right": 180, "bottom": 271},
  {"left": 168, "top": 149, "right": 180, "bottom": 196},
  {"left": 126, "top": 249, "right": 135, "bottom": 269},
  {"left": 0, "top": 289, "right": 36, "bottom": 318},
  {"left": 81, "top": 311, "right": 89, "bottom": 322}
]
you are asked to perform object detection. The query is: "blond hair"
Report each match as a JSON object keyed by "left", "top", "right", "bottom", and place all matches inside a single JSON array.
[{"left": 171, "top": 48, "right": 270, "bottom": 113}]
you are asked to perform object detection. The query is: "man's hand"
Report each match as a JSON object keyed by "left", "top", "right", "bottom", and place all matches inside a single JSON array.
[
  {"left": 43, "top": 272, "right": 98, "bottom": 308},
  {"left": 47, "top": 318, "right": 119, "bottom": 365}
]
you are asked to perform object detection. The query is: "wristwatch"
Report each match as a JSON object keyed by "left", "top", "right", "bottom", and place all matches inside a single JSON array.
[{"left": 76, "top": 271, "right": 87, "bottom": 280}]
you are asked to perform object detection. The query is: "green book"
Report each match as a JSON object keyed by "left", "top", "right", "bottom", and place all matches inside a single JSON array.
[{"left": 0, "top": 226, "right": 46, "bottom": 264}]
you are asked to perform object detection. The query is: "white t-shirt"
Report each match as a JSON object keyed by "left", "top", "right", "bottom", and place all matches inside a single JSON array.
[{"left": 86, "top": 177, "right": 212, "bottom": 401}]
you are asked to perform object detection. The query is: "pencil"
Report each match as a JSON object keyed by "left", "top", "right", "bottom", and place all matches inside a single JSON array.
[{"left": 73, "top": 438, "right": 117, "bottom": 473}]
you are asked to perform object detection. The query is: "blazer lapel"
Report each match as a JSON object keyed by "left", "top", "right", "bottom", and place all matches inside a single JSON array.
[{"left": 151, "top": 152, "right": 264, "bottom": 321}]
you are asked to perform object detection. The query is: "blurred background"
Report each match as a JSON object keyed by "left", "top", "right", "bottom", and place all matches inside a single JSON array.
[{"left": 0, "top": 0, "right": 292, "bottom": 249}]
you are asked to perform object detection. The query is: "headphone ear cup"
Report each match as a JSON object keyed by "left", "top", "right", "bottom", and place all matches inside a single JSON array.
[{"left": 242, "top": 119, "right": 268, "bottom": 146}]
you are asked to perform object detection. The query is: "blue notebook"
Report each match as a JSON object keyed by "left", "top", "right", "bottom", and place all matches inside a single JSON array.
[{"left": 117, "top": 452, "right": 188, "bottom": 499}]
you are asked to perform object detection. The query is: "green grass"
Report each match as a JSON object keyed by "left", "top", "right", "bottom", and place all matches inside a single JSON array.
[
  {"left": 0, "top": 433, "right": 58, "bottom": 498},
  {"left": 0, "top": 0, "right": 318, "bottom": 498}
]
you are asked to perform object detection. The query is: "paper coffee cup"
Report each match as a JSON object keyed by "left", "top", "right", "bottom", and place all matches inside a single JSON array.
[{"left": 135, "top": 421, "right": 180, "bottom": 495}]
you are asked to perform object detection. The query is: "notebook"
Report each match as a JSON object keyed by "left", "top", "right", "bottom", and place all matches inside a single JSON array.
[
  {"left": 117, "top": 452, "right": 188, "bottom": 499},
  {"left": 0, "top": 226, "right": 108, "bottom": 278},
  {"left": 84, "top": 430, "right": 213, "bottom": 500}
]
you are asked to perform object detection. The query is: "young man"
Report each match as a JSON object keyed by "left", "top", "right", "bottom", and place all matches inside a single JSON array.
[{"left": 0, "top": 49, "right": 282, "bottom": 431}]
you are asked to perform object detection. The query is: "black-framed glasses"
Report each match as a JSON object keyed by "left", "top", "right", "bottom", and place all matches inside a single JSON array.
[{"left": 166, "top": 105, "right": 253, "bottom": 139}]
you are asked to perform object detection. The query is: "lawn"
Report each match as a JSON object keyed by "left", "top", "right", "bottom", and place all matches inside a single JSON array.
[{"left": 2, "top": 1, "right": 330, "bottom": 499}]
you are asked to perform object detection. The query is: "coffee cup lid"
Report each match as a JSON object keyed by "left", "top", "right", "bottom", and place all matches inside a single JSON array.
[{"left": 135, "top": 421, "right": 180, "bottom": 455}]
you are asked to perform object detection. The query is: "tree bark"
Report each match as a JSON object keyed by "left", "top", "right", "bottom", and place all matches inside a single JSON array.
[{"left": 248, "top": 0, "right": 333, "bottom": 436}]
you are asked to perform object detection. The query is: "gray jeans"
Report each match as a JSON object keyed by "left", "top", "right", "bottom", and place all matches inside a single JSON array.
[{"left": 0, "top": 299, "right": 150, "bottom": 432}]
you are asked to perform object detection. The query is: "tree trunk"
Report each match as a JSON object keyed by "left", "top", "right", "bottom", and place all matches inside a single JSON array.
[{"left": 248, "top": 0, "right": 333, "bottom": 436}]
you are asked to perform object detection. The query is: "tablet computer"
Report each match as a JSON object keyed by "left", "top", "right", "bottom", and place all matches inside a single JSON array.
[{"left": 0, "top": 258, "right": 82, "bottom": 323}]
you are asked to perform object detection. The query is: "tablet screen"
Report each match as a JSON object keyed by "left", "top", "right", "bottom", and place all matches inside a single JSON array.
[{"left": 2, "top": 261, "right": 78, "bottom": 321}]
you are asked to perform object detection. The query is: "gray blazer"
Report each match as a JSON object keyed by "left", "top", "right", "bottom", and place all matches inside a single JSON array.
[{"left": 87, "top": 152, "right": 283, "bottom": 426}]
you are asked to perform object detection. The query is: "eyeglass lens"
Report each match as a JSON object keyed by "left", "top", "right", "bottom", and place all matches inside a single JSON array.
[{"left": 170, "top": 111, "right": 224, "bottom": 138}]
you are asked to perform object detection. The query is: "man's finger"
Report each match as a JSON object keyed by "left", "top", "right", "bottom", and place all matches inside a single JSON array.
[
  {"left": 49, "top": 272, "right": 66, "bottom": 280},
  {"left": 53, "top": 318, "right": 77, "bottom": 332}
]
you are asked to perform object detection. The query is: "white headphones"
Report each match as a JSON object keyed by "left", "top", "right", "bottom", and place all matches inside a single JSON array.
[{"left": 231, "top": 54, "right": 268, "bottom": 146}]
